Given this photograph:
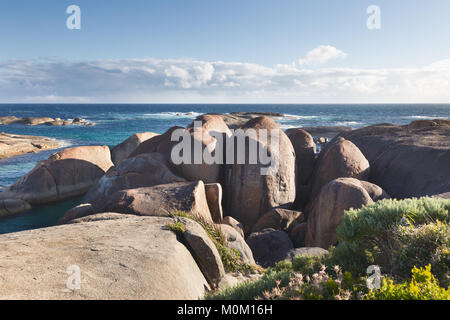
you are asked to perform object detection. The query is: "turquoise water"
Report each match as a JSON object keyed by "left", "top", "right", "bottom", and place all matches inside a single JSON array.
[{"left": 0, "top": 104, "right": 449, "bottom": 234}]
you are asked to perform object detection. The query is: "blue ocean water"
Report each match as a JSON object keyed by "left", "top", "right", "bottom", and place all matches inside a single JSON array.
[{"left": 0, "top": 104, "right": 449, "bottom": 234}]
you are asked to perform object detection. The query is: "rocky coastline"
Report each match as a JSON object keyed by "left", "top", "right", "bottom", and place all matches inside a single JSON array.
[
  {"left": 0, "top": 132, "right": 61, "bottom": 160},
  {"left": 0, "top": 114, "right": 448, "bottom": 299}
]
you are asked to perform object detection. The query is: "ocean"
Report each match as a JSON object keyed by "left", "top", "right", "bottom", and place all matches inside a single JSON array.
[{"left": 0, "top": 103, "right": 449, "bottom": 234}]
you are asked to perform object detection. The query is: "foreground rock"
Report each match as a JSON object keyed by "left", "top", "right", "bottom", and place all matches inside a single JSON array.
[
  {"left": 339, "top": 121, "right": 450, "bottom": 198},
  {"left": 310, "top": 137, "right": 370, "bottom": 197},
  {"left": 84, "top": 153, "right": 185, "bottom": 212},
  {"left": 305, "top": 177, "right": 389, "bottom": 249},
  {"left": 246, "top": 229, "right": 293, "bottom": 267},
  {"left": 0, "top": 132, "right": 60, "bottom": 160},
  {"left": 179, "top": 217, "right": 225, "bottom": 287},
  {"left": 225, "top": 117, "right": 296, "bottom": 232},
  {"left": 111, "top": 132, "right": 159, "bottom": 165},
  {"left": 0, "top": 215, "right": 209, "bottom": 299},
  {"left": 0, "top": 146, "right": 113, "bottom": 205},
  {"left": 103, "top": 181, "right": 214, "bottom": 223}
]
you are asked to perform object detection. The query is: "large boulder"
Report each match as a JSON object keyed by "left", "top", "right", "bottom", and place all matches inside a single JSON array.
[
  {"left": 84, "top": 153, "right": 185, "bottom": 212},
  {"left": 111, "top": 132, "right": 159, "bottom": 165},
  {"left": 251, "top": 208, "right": 303, "bottom": 233},
  {"left": 0, "top": 146, "right": 113, "bottom": 205},
  {"left": 305, "top": 178, "right": 390, "bottom": 249},
  {"left": 339, "top": 122, "right": 450, "bottom": 198},
  {"left": 219, "top": 224, "right": 255, "bottom": 265},
  {"left": 130, "top": 126, "right": 184, "bottom": 158},
  {"left": 103, "top": 181, "right": 214, "bottom": 223},
  {"left": 246, "top": 229, "right": 294, "bottom": 268},
  {"left": 286, "top": 129, "right": 317, "bottom": 209},
  {"left": 289, "top": 222, "right": 308, "bottom": 248},
  {"left": 310, "top": 137, "right": 370, "bottom": 197},
  {"left": 225, "top": 117, "right": 296, "bottom": 232},
  {"left": 0, "top": 215, "right": 209, "bottom": 299},
  {"left": 0, "top": 199, "right": 31, "bottom": 218},
  {"left": 170, "top": 114, "right": 232, "bottom": 183}
]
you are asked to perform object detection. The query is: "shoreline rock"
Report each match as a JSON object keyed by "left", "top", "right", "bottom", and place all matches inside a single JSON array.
[
  {"left": 0, "top": 132, "right": 61, "bottom": 160},
  {"left": 0, "top": 116, "right": 95, "bottom": 127}
]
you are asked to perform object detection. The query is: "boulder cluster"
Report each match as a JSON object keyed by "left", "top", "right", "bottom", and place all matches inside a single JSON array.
[
  {"left": 0, "top": 116, "right": 95, "bottom": 127},
  {"left": 0, "top": 114, "right": 448, "bottom": 299}
]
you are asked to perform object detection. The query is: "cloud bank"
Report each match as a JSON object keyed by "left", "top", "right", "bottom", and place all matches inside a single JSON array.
[
  {"left": 1, "top": 54, "right": 450, "bottom": 103},
  {"left": 297, "top": 45, "right": 348, "bottom": 66}
]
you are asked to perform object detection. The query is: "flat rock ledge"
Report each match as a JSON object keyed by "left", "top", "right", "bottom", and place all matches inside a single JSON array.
[
  {"left": 0, "top": 132, "right": 61, "bottom": 160},
  {"left": 0, "top": 215, "right": 210, "bottom": 300}
]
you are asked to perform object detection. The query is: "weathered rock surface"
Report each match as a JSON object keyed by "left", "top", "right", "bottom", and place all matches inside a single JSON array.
[
  {"left": 103, "top": 181, "right": 213, "bottom": 223},
  {"left": 0, "top": 199, "right": 31, "bottom": 218},
  {"left": 0, "top": 215, "right": 209, "bottom": 299},
  {"left": 339, "top": 122, "right": 450, "bottom": 198},
  {"left": 291, "top": 126, "right": 353, "bottom": 139},
  {"left": 252, "top": 208, "right": 303, "bottom": 233},
  {"left": 179, "top": 217, "right": 225, "bottom": 287},
  {"left": 84, "top": 152, "right": 185, "bottom": 212},
  {"left": 216, "top": 112, "right": 283, "bottom": 129},
  {"left": 246, "top": 229, "right": 294, "bottom": 267},
  {"left": 130, "top": 126, "right": 184, "bottom": 158},
  {"left": 0, "top": 132, "right": 60, "bottom": 160},
  {"left": 167, "top": 115, "right": 231, "bottom": 183},
  {"left": 311, "top": 137, "right": 370, "bottom": 197},
  {"left": 219, "top": 224, "right": 255, "bottom": 265},
  {"left": 111, "top": 132, "right": 159, "bottom": 165},
  {"left": 204, "top": 183, "right": 224, "bottom": 223},
  {"left": 305, "top": 178, "right": 389, "bottom": 249},
  {"left": 0, "top": 146, "right": 114, "bottom": 205},
  {"left": 222, "top": 216, "right": 245, "bottom": 238},
  {"left": 225, "top": 117, "right": 296, "bottom": 232},
  {"left": 284, "top": 247, "right": 329, "bottom": 261}
]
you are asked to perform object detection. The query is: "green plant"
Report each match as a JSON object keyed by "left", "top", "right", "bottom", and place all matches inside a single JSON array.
[
  {"left": 366, "top": 265, "right": 450, "bottom": 300},
  {"left": 167, "top": 221, "right": 186, "bottom": 235},
  {"left": 330, "top": 197, "right": 450, "bottom": 284}
]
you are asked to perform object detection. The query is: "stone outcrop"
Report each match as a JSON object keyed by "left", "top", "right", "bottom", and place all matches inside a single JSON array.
[
  {"left": 225, "top": 117, "right": 296, "bottom": 232},
  {"left": 0, "top": 215, "right": 209, "bottom": 299},
  {"left": 310, "top": 137, "right": 370, "bottom": 197},
  {"left": 305, "top": 177, "right": 390, "bottom": 249},
  {"left": 83, "top": 152, "right": 185, "bottom": 212},
  {"left": 246, "top": 229, "right": 294, "bottom": 267},
  {"left": 288, "top": 222, "right": 308, "bottom": 248},
  {"left": 103, "top": 181, "right": 214, "bottom": 223},
  {"left": 58, "top": 203, "right": 95, "bottom": 225},
  {"left": 178, "top": 217, "right": 225, "bottom": 287},
  {"left": 0, "top": 146, "right": 113, "bottom": 205},
  {"left": 339, "top": 122, "right": 450, "bottom": 198},
  {"left": 111, "top": 132, "right": 159, "bottom": 165},
  {"left": 0, "top": 116, "right": 94, "bottom": 126},
  {"left": 0, "top": 132, "right": 60, "bottom": 160}
]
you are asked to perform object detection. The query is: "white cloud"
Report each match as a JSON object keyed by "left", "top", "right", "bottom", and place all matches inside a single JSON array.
[
  {"left": 297, "top": 45, "right": 348, "bottom": 66},
  {"left": 0, "top": 56, "right": 449, "bottom": 103}
]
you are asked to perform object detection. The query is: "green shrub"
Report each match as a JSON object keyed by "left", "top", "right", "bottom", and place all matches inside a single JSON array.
[
  {"left": 206, "top": 270, "right": 293, "bottom": 300},
  {"left": 366, "top": 265, "right": 450, "bottom": 300},
  {"left": 330, "top": 197, "right": 450, "bottom": 284},
  {"left": 167, "top": 221, "right": 186, "bottom": 235}
]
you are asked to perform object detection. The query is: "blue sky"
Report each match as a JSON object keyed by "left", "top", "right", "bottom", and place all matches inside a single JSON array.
[{"left": 0, "top": 0, "right": 450, "bottom": 103}]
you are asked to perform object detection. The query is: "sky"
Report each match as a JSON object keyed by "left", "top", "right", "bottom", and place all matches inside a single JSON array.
[{"left": 0, "top": 0, "right": 450, "bottom": 103}]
